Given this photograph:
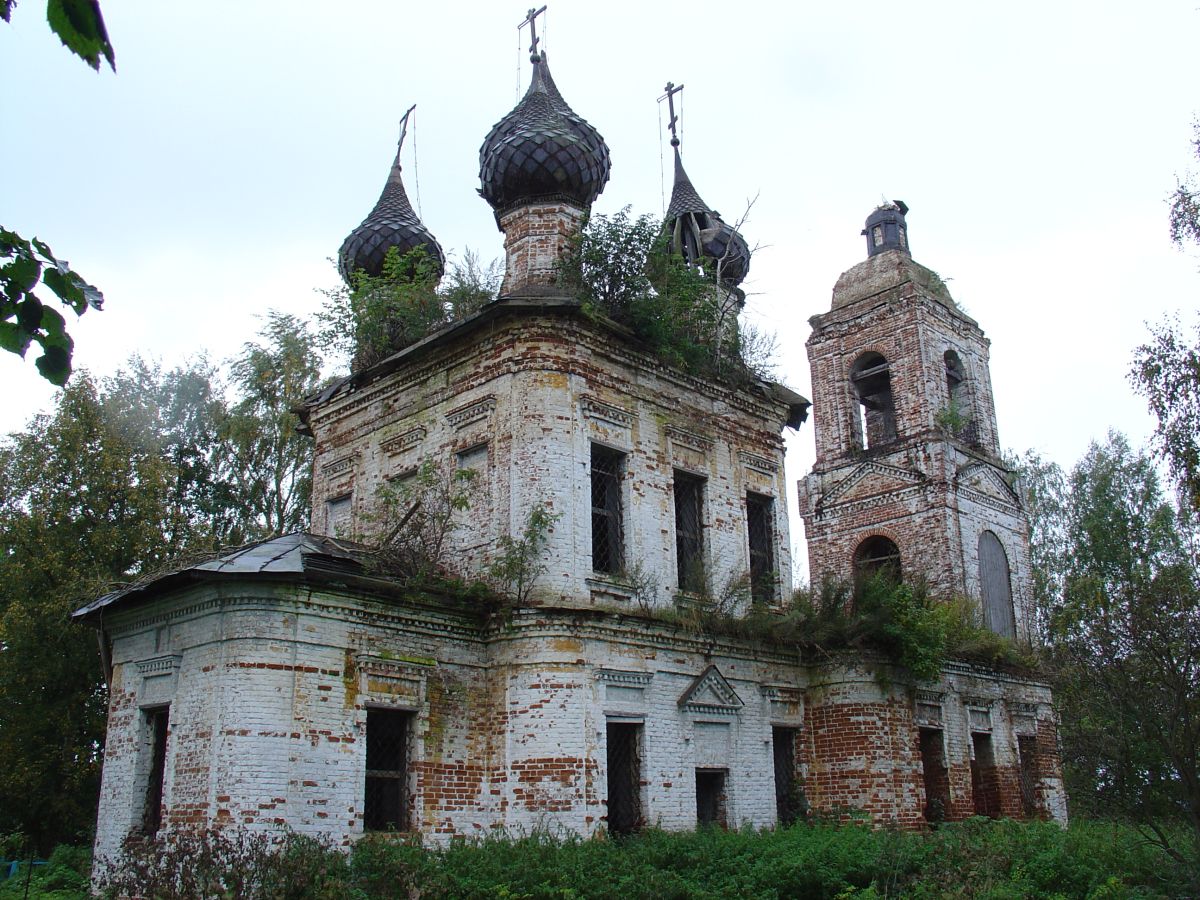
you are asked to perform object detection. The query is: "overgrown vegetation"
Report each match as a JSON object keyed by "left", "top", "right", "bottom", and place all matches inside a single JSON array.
[
  {"left": 24, "top": 820, "right": 1182, "bottom": 899},
  {"left": 317, "top": 247, "right": 500, "bottom": 372},
  {"left": 559, "top": 207, "right": 778, "bottom": 383},
  {"left": 643, "top": 573, "right": 1031, "bottom": 683}
]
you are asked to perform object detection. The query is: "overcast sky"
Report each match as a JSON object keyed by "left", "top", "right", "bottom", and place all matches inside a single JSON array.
[{"left": 3, "top": 2, "right": 1197, "bottom": 575}]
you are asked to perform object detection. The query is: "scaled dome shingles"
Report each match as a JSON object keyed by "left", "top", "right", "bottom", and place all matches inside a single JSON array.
[
  {"left": 664, "top": 149, "right": 751, "bottom": 289},
  {"left": 478, "top": 52, "right": 611, "bottom": 217},
  {"left": 338, "top": 150, "right": 445, "bottom": 284}
]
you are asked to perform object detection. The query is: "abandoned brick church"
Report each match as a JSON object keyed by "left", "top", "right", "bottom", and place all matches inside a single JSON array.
[{"left": 75, "top": 19, "right": 1066, "bottom": 870}]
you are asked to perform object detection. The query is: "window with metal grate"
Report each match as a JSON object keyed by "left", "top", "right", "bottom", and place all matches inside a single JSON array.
[
  {"left": 364, "top": 709, "right": 410, "bottom": 831},
  {"left": 674, "top": 471, "right": 706, "bottom": 592},
  {"left": 746, "top": 492, "right": 775, "bottom": 602},
  {"left": 142, "top": 706, "right": 170, "bottom": 835},
  {"left": 591, "top": 445, "right": 624, "bottom": 574}
]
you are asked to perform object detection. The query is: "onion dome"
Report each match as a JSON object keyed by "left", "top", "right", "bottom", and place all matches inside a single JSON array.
[
  {"left": 862, "top": 200, "right": 910, "bottom": 257},
  {"left": 338, "top": 117, "right": 445, "bottom": 284},
  {"left": 478, "top": 51, "right": 611, "bottom": 219},
  {"left": 664, "top": 145, "right": 751, "bottom": 289}
]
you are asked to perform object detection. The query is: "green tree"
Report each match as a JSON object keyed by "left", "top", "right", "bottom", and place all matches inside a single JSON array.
[
  {"left": 0, "top": 375, "right": 178, "bottom": 851},
  {"left": 222, "top": 312, "right": 322, "bottom": 537},
  {"left": 2, "top": 2, "right": 113, "bottom": 384},
  {"left": 1041, "top": 434, "right": 1200, "bottom": 877},
  {"left": 1169, "top": 123, "right": 1200, "bottom": 251}
]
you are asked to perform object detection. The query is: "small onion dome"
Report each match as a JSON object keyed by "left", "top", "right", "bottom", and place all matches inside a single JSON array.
[
  {"left": 664, "top": 148, "right": 750, "bottom": 288},
  {"left": 338, "top": 145, "right": 445, "bottom": 284},
  {"left": 478, "top": 51, "right": 611, "bottom": 219},
  {"left": 862, "top": 200, "right": 910, "bottom": 258}
]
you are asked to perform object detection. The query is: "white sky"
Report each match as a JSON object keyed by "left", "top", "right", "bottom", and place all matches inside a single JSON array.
[{"left": 3, "top": 2, "right": 1198, "bottom": 578}]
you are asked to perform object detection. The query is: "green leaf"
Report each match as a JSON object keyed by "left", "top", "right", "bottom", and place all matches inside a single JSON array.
[
  {"left": 38, "top": 304, "right": 69, "bottom": 343},
  {"left": 0, "top": 0, "right": 12, "bottom": 23},
  {"left": 16, "top": 295, "right": 44, "bottom": 332},
  {"left": 4, "top": 254, "right": 41, "bottom": 294},
  {"left": 30, "top": 237, "right": 56, "bottom": 262},
  {"left": 42, "top": 266, "right": 85, "bottom": 312},
  {"left": 34, "top": 343, "right": 71, "bottom": 385},
  {"left": 0, "top": 320, "right": 32, "bottom": 356},
  {"left": 46, "top": 0, "right": 115, "bottom": 72}
]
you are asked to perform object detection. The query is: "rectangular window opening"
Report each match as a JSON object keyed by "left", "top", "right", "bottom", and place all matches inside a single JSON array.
[
  {"left": 141, "top": 706, "right": 170, "bottom": 836},
  {"left": 591, "top": 445, "right": 625, "bottom": 574},
  {"left": 674, "top": 471, "right": 706, "bottom": 592},
  {"left": 1017, "top": 734, "right": 1040, "bottom": 817},
  {"left": 364, "top": 708, "right": 412, "bottom": 832},
  {"left": 605, "top": 722, "right": 642, "bottom": 836},
  {"left": 970, "top": 732, "right": 999, "bottom": 819},
  {"left": 772, "top": 727, "right": 802, "bottom": 826},
  {"left": 747, "top": 493, "right": 775, "bottom": 603},
  {"left": 695, "top": 768, "right": 727, "bottom": 827},
  {"left": 918, "top": 727, "right": 950, "bottom": 824}
]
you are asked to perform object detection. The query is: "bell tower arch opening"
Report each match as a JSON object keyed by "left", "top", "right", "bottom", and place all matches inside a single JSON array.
[
  {"left": 978, "top": 530, "right": 1015, "bottom": 638},
  {"left": 853, "top": 535, "right": 901, "bottom": 581},
  {"left": 850, "top": 352, "right": 897, "bottom": 450}
]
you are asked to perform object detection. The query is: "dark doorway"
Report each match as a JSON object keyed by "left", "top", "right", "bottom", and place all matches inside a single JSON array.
[
  {"left": 606, "top": 722, "right": 642, "bottom": 836},
  {"left": 918, "top": 727, "right": 950, "bottom": 824},
  {"left": 365, "top": 708, "right": 411, "bottom": 831},
  {"left": 1017, "top": 734, "right": 1040, "bottom": 817},
  {"left": 142, "top": 706, "right": 170, "bottom": 835},
  {"left": 970, "top": 733, "right": 1000, "bottom": 819},
  {"left": 772, "top": 727, "right": 802, "bottom": 825},
  {"left": 695, "top": 769, "right": 727, "bottom": 827}
]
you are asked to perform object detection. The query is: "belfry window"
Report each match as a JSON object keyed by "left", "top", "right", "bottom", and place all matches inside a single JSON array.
[
  {"left": 854, "top": 535, "right": 901, "bottom": 581},
  {"left": 943, "top": 350, "right": 965, "bottom": 408},
  {"left": 591, "top": 445, "right": 624, "bottom": 574},
  {"left": 850, "top": 352, "right": 897, "bottom": 449}
]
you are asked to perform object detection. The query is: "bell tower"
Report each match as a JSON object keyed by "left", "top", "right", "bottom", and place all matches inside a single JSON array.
[{"left": 798, "top": 204, "right": 1033, "bottom": 641}]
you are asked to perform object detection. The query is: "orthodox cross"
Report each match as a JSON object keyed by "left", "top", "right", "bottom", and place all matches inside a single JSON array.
[
  {"left": 663, "top": 81, "right": 685, "bottom": 148},
  {"left": 396, "top": 103, "right": 417, "bottom": 157},
  {"left": 522, "top": 6, "right": 547, "bottom": 59}
]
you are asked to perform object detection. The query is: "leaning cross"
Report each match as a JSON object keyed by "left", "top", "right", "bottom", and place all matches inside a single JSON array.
[
  {"left": 522, "top": 6, "right": 548, "bottom": 58},
  {"left": 396, "top": 103, "right": 417, "bottom": 156},
  {"left": 663, "top": 81, "right": 685, "bottom": 147}
]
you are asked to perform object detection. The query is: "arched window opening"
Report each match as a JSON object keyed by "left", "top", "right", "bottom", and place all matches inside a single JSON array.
[
  {"left": 978, "top": 531, "right": 1015, "bottom": 639},
  {"left": 943, "top": 350, "right": 965, "bottom": 408},
  {"left": 854, "top": 535, "right": 901, "bottom": 581},
  {"left": 851, "top": 352, "right": 897, "bottom": 449}
]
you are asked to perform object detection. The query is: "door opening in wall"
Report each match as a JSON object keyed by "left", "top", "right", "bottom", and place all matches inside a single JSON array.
[
  {"left": 970, "top": 732, "right": 1000, "bottom": 818},
  {"left": 365, "top": 708, "right": 411, "bottom": 831},
  {"left": 772, "top": 727, "right": 802, "bottom": 825},
  {"left": 695, "top": 768, "right": 727, "bottom": 827},
  {"left": 141, "top": 706, "right": 170, "bottom": 835},
  {"left": 606, "top": 722, "right": 642, "bottom": 836},
  {"left": 918, "top": 727, "right": 950, "bottom": 824},
  {"left": 1017, "top": 734, "right": 1040, "bottom": 817}
]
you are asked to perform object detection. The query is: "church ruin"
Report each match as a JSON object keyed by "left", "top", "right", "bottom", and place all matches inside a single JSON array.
[{"left": 75, "top": 14, "right": 1066, "bottom": 871}]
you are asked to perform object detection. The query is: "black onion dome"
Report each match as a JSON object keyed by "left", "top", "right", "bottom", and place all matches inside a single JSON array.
[
  {"left": 664, "top": 149, "right": 750, "bottom": 288},
  {"left": 338, "top": 145, "right": 444, "bottom": 284},
  {"left": 478, "top": 52, "right": 611, "bottom": 218}
]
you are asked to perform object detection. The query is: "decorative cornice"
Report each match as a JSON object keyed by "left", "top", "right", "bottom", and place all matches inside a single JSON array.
[
  {"left": 595, "top": 669, "right": 653, "bottom": 686},
  {"left": 581, "top": 395, "right": 633, "bottom": 428},
  {"left": 320, "top": 453, "right": 358, "bottom": 477},
  {"left": 679, "top": 665, "right": 744, "bottom": 715},
  {"left": 446, "top": 396, "right": 496, "bottom": 429},
  {"left": 381, "top": 427, "right": 426, "bottom": 455},
  {"left": 738, "top": 451, "right": 778, "bottom": 474},
  {"left": 666, "top": 425, "right": 714, "bottom": 453},
  {"left": 915, "top": 689, "right": 944, "bottom": 705},
  {"left": 136, "top": 654, "right": 181, "bottom": 675}
]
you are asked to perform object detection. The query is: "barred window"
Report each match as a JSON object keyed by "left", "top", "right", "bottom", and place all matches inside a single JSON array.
[
  {"left": 364, "top": 709, "right": 411, "bottom": 832},
  {"left": 591, "top": 445, "right": 624, "bottom": 574},
  {"left": 746, "top": 492, "right": 775, "bottom": 603},
  {"left": 673, "top": 471, "right": 706, "bottom": 592}
]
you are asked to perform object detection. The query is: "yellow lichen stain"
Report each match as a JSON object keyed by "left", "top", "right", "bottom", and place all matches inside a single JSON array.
[
  {"left": 533, "top": 371, "right": 569, "bottom": 389},
  {"left": 342, "top": 650, "right": 358, "bottom": 709},
  {"left": 549, "top": 638, "right": 582, "bottom": 653}
]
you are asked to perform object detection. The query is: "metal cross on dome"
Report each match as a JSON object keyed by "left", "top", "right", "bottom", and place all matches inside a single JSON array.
[
  {"left": 663, "top": 81, "right": 685, "bottom": 148},
  {"left": 521, "top": 6, "right": 548, "bottom": 59},
  {"left": 396, "top": 103, "right": 417, "bottom": 156}
]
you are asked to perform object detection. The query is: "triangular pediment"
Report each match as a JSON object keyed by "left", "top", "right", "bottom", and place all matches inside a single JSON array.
[
  {"left": 956, "top": 462, "right": 1022, "bottom": 508},
  {"left": 822, "top": 460, "right": 925, "bottom": 507},
  {"left": 679, "top": 665, "right": 743, "bottom": 714}
]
